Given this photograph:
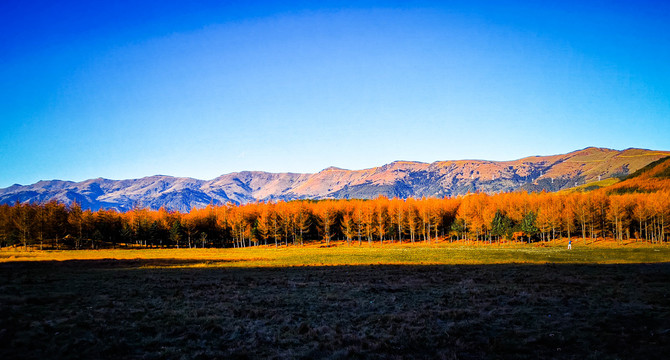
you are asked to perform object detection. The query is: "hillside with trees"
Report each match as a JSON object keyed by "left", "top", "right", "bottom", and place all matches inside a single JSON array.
[
  {"left": 2, "top": 188, "right": 668, "bottom": 250},
  {"left": 1, "top": 147, "right": 668, "bottom": 212}
]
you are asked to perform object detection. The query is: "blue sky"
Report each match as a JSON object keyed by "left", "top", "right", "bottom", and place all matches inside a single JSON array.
[{"left": 1, "top": 0, "right": 669, "bottom": 187}]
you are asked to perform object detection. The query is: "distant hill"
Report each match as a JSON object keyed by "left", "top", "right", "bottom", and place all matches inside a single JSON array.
[
  {"left": 605, "top": 155, "right": 670, "bottom": 194},
  {"left": 1, "top": 147, "right": 668, "bottom": 211},
  {"left": 560, "top": 155, "right": 670, "bottom": 193}
]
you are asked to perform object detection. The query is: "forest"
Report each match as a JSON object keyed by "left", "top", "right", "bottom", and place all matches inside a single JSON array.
[{"left": 1, "top": 188, "right": 668, "bottom": 250}]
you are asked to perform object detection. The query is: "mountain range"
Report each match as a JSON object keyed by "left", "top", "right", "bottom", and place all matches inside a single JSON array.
[{"left": 1, "top": 147, "right": 668, "bottom": 212}]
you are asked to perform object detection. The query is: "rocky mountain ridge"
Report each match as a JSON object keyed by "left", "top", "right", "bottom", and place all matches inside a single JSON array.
[{"left": 1, "top": 147, "right": 668, "bottom": 211}]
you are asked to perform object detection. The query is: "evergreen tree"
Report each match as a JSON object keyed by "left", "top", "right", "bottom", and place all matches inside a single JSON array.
[
  {"left": 170, "top": 220, "right": 183, "bottom": 248},
  {"left": 520, "top": 211, "right": 539, "bottom": 243},
  {"left": 491, "top": 210, "right": 513, "bottom": 242}
]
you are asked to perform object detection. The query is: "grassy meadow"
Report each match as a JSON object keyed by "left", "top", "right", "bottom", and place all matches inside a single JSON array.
[
  {"left": 2, "top": 239, "right": 669, "bottom": 267},
  {"left": 2, "top": 241, "right": 670, "bottom": 359}
]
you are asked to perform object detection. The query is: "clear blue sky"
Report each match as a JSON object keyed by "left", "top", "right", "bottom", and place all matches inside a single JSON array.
[{"left": 1, "top": 0, "right": 669, "bottom": 187}]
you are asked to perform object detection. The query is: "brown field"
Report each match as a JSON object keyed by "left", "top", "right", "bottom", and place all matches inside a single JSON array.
[{"left": 1, "top": 244, "right": 670, "bottom": 359}]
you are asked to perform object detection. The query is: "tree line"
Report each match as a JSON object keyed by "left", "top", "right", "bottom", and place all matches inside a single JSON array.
[{"left": 0, "top": 190, "right": 668, "bottom": 249}]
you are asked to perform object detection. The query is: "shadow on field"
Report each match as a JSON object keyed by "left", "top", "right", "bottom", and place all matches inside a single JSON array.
[
  {"left": 1, "top": 261, "right": 669, "bottom": 359},
  {"left": 0, "top": 258, "right": 248, "bottom": 270}
]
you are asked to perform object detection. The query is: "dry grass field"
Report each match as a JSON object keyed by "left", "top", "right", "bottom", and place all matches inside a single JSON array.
[
  {"left": 1, "top": 238, "right": 669, "bottom": 267},
  {"left": 1, "top": 242, "right": 669, "bottom": 359}
]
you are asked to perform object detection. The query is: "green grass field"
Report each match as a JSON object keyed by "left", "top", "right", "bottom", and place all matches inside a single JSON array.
[
  {"left": 561, "top": 177, "right": 621, "bottom": 192},
  {"left": 2, "top": 243, "right": 669, "bottom": 359}
]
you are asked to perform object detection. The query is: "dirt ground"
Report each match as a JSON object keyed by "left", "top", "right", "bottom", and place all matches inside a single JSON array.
[{"left": 1, "top": 260, "right": 669, "bottom": 359}]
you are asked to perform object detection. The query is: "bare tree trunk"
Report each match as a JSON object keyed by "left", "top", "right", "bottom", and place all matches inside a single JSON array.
[{"left": 398, "top": 212, "right": 402, "bottom": 245}]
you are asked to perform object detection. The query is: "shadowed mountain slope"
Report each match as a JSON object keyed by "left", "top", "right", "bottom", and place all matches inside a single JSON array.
[{"left": 1, "top": 147, "right": 668, "bottom": 211}]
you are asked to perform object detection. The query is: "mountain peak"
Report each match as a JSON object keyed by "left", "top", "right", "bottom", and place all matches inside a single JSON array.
[{"left": 321, "top": 166, "right": 346, "bottom": 172}]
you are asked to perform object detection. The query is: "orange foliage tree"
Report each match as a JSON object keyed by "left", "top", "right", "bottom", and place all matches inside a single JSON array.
[{"left": 3, "top": 186, "right": 670, "bottom": 249}]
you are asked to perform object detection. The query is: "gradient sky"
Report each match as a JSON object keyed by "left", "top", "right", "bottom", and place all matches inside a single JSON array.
[{"left": 1, "top": 0, "right": 669, "bottom": 188}]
